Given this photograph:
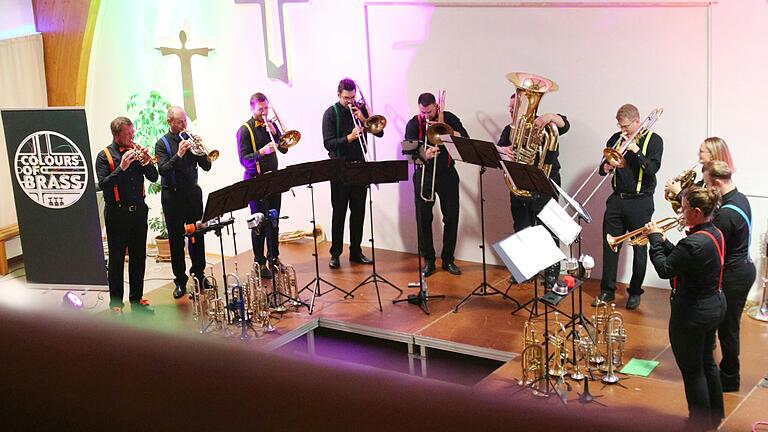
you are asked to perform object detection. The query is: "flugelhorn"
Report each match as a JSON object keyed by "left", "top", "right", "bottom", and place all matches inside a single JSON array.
[
  {"left": 180, "top": 129, "right": 219, "bottom": 162},
  {"left": 420, "top": 89, "right": 453, "bottom": 202},
  {"left": 665, "top": 162, "right": 700, "bottom": 213},
  {"left": 606, "top": 215, "right": 683, "bottom": 253}
]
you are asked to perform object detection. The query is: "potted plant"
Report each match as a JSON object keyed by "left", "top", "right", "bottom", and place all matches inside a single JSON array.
[{"left": 127, "top": 91, "right": 172, "bottom": 261}]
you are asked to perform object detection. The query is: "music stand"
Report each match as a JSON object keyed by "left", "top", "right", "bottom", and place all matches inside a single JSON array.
[
  {"left": 343, "top": 160, "right": 407, "bottom": 311},
  {"left": 448, "top": 136, "right": 527, "bottom": 312},
  {"left": 283, "top": 159, "right": 353, "bottom": 314},
  {"left": 393, "top": 140, "right": 445, "bottom": 315}
]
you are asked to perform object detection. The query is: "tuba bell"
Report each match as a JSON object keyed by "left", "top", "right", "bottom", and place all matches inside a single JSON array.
[{"left": 502, "top": 72, "right": 560, "bottom": 198}]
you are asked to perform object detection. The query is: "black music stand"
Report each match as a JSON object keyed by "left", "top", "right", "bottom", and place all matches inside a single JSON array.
[
  {"left": 449, "top": 136, "right": 532, "bottom": 312},
  {"left": 343, "top": 160, "right": 407, "bottom": 311},
  {"left": 285, "top": 159, "right": 353, "bottom": 314},
  {"left": 393, "top": 140, "right": 445, "bottom": 315}
]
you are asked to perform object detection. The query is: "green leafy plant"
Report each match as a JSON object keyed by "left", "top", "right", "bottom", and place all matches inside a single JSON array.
[{"left": 127, "top": 91, "right": 171, "bottom": 236}]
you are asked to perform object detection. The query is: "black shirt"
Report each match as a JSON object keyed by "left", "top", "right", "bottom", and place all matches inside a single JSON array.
[
  {"left": 322, "top": 102, "right": 384, "bottom": 162},
  {"left": 497, "top": 114, "right": 570, "bottom": 182},
  {"left": 713, "top": 188, "right": 752, "bottom": 268},
  {"left": 649, "top": 222, "right": 723, "bottom": 300},
  {"left": 95, "top": 142, "right": 159, "bottom": 207},
  {"left": 404, "top": 111, "right": 469, "bottom": 171},
  {"left": 599, "top": 131, "right": 663, "bottom": 195},
  {"left": 155, "top": 131, "right": 212, "bottom": 190},
  {"left": 237, "top": 117, "right": 286, "bottom": 178}
]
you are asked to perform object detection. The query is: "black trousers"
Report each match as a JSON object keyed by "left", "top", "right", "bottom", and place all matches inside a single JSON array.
[
  {"left": 413, "top": 166, "right": 459, "bottom": 263},
  {"left": 329, "top": 180, "right": 367, "bottom": 257},
  {"left": 104, "top": 203, "right": 149, "bottom": 308},
  {"left": 162, "top": 185, "right": 206, "bottom": 285},
  {"left": 669, "top": 292, "right": 726, "bottom": 428},
  {"left": 718, "top": 259, "right": 757, "bottom": 389},
  {"left": 601, "top": 194, "right": 654, "bottom": 295},
  {"left": 249, "top": 194, "right": 282, "bottom": 264}
]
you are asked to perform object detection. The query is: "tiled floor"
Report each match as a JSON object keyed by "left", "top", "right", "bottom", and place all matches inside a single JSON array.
[{"left": 1, "top": 239, "right": 766, "bottom": 430}]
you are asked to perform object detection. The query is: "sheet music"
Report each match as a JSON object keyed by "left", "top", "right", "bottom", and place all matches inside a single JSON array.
[
  {"left": 493, "top": 226, "right": 566, "bottom": 283},
  {"left": 441, "top": 135, "right": 462, "bottom": 161},
  {"left": 537, "top": 198, "right": 582, "bottom": 245}
]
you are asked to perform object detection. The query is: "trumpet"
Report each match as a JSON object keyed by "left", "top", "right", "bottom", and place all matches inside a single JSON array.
[
  {"left": 128, "top": 142, "right": 157, "bottom": 166},
  {"left": 665, "top": 162, "right": 700, "bottom": 213},
  {"left": 180, "top": 129, "right": 219, "bottom": 162},
  {"left": 348, "top": 83, "right": 387, "bottom": 160},
  {"left": 420, "top": 89, "right": 453, "bottom": 202},
  {"left": 606, "top": 216, "right": 683, "bottom": 253}
]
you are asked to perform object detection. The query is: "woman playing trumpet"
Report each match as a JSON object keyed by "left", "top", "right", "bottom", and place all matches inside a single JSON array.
[
  {"left": 665, "top": 136, "right": 734, "bottom": 198},
  {"left": 647, "top": 186, "right": 726, "bottom": 430}
]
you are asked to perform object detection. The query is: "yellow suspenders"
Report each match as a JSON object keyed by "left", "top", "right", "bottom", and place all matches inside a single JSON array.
[{"left": 243, "top": 122, "right": 261, "bottom": 175}]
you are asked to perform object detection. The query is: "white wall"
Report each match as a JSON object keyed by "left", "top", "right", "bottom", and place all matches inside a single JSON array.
[
  {"left": 83, "top": 0, "right": 767, "bottom": 294},
  {"left": 0, "top": 0, "right": 35, "bottom": 40}
]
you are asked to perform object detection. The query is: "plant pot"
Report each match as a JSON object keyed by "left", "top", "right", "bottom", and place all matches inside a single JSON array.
[{"left": 155, "top": 237, "right": 172, "bottom": 262}]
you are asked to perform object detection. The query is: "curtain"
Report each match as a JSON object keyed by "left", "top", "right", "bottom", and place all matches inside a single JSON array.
[{"left": 0, "top": 32, "right": 47, "bottom": 229}]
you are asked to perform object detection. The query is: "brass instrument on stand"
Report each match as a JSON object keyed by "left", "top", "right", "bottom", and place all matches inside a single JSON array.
[
  {"left": 748, "top": 231, "right": 768, "bottom": 321},
  {"left": 520, "top": 320, "right": 548, "bottom": 397},
  {"left": 590, "top": 299, "right": 609, "bottom": 365},
  {"left": 502, "top": 72, "right": 560, "bottom": 198},
  {"left": 602, "top": 307, "right": 627, "bottom": 384},
  {"left": 548, "top": 313, "right": 569, "bottom": 378},
  {"left": 189, "top": 274, "right": 226, "bottom": 333},
  {"left": 248, "top": 262, "right": 275, "bottom": 333},
  {"left": 571, "top": 324, "right": 593, "bottom": 381},
  {"left": 272, "top": 260, "right": 300, "bottom": 309}
]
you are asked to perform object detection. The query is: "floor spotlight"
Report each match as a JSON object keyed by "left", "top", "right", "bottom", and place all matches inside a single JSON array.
[{"left": 62, "top": 291, "right": 84, "bottom": 310}]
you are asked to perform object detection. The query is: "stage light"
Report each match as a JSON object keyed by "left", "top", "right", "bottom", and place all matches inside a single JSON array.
[{"left": 62, "top": 291, "right": 84, "bottom": 310}]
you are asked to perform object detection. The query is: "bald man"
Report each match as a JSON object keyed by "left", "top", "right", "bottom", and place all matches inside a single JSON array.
[{"left": 155, "top": 106, "right": 212, "bottom": 300}]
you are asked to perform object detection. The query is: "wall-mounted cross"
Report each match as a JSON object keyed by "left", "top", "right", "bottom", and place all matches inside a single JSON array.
[
  {"left": 156, "top": 30, "right": 214, "bottom": 121},
  {"left": 235, "top": 0, "right": 308, "bottom": 85}
]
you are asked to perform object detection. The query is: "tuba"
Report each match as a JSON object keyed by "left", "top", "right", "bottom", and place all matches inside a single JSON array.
[{"left": 503, "top": 72, "right": 560, "bottom": 198}]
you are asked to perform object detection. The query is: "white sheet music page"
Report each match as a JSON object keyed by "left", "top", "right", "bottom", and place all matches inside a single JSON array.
[
  {"left": 441, "top": 135, "right": 462, "bottom": 161},
  {"left": 493, "top": 226, "right": 566, "bottom": 283},
  {"left": 537, "top": 198, "right": 582, "bottom": 245}
]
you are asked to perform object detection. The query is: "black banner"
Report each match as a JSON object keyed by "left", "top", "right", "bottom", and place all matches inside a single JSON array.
[{"left": 1, "top": 108, "right": 107, "bottom": 289}]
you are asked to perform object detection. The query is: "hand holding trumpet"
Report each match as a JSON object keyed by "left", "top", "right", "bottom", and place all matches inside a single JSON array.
[
  {"left": 177, "top": 139, "right": 192, "bottom": 157},
  {"left": 119, "top": 149, "right": 138, "bottom": 170}
]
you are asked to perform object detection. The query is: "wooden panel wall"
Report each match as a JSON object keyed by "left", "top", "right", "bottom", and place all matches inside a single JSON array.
[{"left": 31, "top": 0, "right": 100, "bottom": 107}]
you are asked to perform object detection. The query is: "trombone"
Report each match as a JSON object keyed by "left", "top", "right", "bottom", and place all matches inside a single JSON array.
[
  {"left": 562, "top": 107, "right": 663, "bottom": 218},
  {"left": 180, "top": 129, "right": 219, "bottom": 162},
  {"left": 420, "top": 89, "right": 454, "bottom": 202},
  {"left": 606, "top": 215, "right": 683, "bottom": 253},
  {"left": 348, "top": 83, "right": 387, "bottom": 161},
  {"left": 257, "top": 103, "right": 301, "bottom": 156}
]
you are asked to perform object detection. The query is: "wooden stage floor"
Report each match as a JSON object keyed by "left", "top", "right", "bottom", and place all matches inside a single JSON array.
[{"left": 124, "top": 239, "right": 767, "bottom": 431}]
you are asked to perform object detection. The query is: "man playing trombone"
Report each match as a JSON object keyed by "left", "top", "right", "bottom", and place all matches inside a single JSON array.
[
  {"left": 237, "top": 92, "right": 290, "bottom": 279},
  {"left": 155, "top": 106, "right": 213, "bottom": 300},
  {"left": 594, "top": 104, "right": 663, "bottom": 310},
  {"left": 322, "top": 78, "right": 382, "bottom": 269},
  {"left": 405, "top": 92, "right": 469, "bottom": 277}
]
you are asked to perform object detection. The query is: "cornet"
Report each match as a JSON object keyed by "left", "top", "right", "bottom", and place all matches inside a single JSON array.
[
  {"left": 606, "top": 215, "right": 683, "bottom": 253},
  {"left": 128, "top": 142, "right": 157, "bottom": 166},
  {"left": 180, "top": 129, "right": 219, "bottom": 162}
]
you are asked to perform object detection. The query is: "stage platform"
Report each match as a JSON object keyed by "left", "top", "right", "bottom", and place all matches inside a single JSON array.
[{"left": 89, "top": 238, "right": 767, "bottom": 431}]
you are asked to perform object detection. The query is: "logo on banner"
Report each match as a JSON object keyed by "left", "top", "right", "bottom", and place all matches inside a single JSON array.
[{"left": 14, "top": 131, "right": 89, "bottom": 209}]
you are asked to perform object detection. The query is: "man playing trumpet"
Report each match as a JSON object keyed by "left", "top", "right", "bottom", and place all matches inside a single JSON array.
[
  {"left": 237, "top": 92, "right": 289, "bottom": 279},
  {"left": 95, "top": 116, "right": 158, "bottom": 314},
  {"left": 155, "top": 106, "right": 212, "bottom": 300}
]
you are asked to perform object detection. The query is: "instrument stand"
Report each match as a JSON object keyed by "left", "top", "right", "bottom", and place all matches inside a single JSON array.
[
  {"left": 298, "top": 183, "right": 353, "bottom": 314},
  {"left": 346, "top": 184, "right": 404, "bottom": 311},
  {"left": 393, "top": 175, "right": 444, "bottom": 315},
  {"left": 573, "top": 367, "right": 606, "bottom": 406}
]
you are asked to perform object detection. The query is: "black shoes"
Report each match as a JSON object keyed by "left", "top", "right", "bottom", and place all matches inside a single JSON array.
[
  {"left": 626, "top": 294, "right": 642, "bottom": 310},
  {"left": 442, "top": 261, "right": 462, "bottom": 275},
  {"left": 422, "top": 261, "right": 436, "bottom": 277},
  {"left": 591, "top": 291, "right": 616, "bottom": 307},
  {"left": 349, "top": 253, "right": 373, "bottom": 265},
  {"left": 172, "top": 282, "right": 187, "bottom": 300},
  {"left": 329, "top": 256, "right": 340, "bottom": 269},
  {"left": 260, "top": 266, "right": 273, "bottom": 279}
]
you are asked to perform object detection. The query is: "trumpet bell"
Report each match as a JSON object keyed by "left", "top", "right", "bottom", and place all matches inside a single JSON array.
[
  {"left": 279, "top": 130, "right": 301, "bottom": 149},
  {"left": 365, "top": 115, "right": 387, "bottom": 135},
  {"left": 603, "top": 148, "right": 626, "bottom": 168},
  {"left": 207, "top": 150, "right": 220, "bottom": 162},
  {"left": 426, "top": 122, "right": 454, "bottom": 146}
]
